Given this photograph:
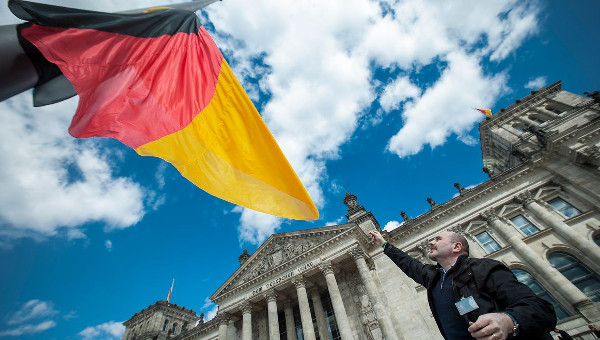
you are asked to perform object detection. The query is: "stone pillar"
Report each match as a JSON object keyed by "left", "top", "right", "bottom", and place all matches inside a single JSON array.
[
  {"left": 265, "top": 289, "right": 280, "bottom": 340},
  {"left": 241, "top": 301, "right": 253, "bottom": 340},
  {"left": 309, "top": 287, "right": 331, "bottom": 340},
  {"left": 481, "top": 209, "right": 589, "bottom": 307},
  {"left": 283, "top": 299, "right": 297, "bottom": 340},
  {"left": 351, "top": 248, "right": 400, "bottom": 340},
  {"left": 516, "top": 192, "right": 600, "bottom": 265},
  {"left": 318, "top": 261, "right": 354, "bottom": 340},
  {"left": 293, "top": 276, "right": 316, "bottom": 340},
  {"left": 218, "top": 313, "right": 230, "bottom": 340}
]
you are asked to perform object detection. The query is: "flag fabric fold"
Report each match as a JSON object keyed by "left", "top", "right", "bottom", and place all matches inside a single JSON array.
[{"left": 10, "top": 0, "right": 318, "bottom": 220}]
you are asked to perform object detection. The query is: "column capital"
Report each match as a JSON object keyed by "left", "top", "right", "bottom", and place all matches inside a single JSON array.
[
  {"left": 318, "top": 261, "right": 334, "bottom": 276},
  {"left": 514, "top": 191, "right": 535, "bottom": 205},
  {"left": 480, "top": 208, "right": 498, "bottom": 222},
  {"left": 292, "top": 275, "right": 306, "bottom": 289},
  {"left": 216, "top": 312, "right": 230, "bottom": 325},
  {"left": 264, "top": 289, "right": 277, "bottom": 302},
  {"left": 240, "top": 301, "right": 253, "bottom": 314},
  {"left": 349, "top": 247, "right": 366, "bottom": 261}
]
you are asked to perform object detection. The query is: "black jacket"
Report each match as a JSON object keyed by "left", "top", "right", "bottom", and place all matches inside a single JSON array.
[{"left": 383, "top": 242, "right": 556, "bottom": 340}]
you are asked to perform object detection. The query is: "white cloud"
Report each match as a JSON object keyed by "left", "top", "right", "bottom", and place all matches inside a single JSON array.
[
  {"left": 0, "top": 300, "right": 58, "bottom": 337},
  {"left": 78, "top": 321, "right": 124, "bottom": 340},
  {"left": 387, "top": 52, "right": 507, "bottom": 157},
  {"left": 7, "top": 300, "right": 57, "bottom": 325},
  {"left": 525, "top": 76, "right": 547, "bottom": 90},
  {"left": 235, "top": 207, "right": 284, "bottom": 245},
  {"left": 379, "top": 76, "right": 420, "bottom": 113},
  {"left": 207, "top": 0, "right": 539, "bottom": 240},
  {"left": 0, "top": 320, "right": 56, "bottom": 337},
  {"left": 383, "top": 220, "right": 402, "bottom": 232},
  {"left": 0, "top": 94, "right": 149, "bottom": 242},
  {"left": 203, "top": 305, "right": 219, "bottom": 322},
  {"left": 105, "top": 240, "right": 113, "bottom": 251}
]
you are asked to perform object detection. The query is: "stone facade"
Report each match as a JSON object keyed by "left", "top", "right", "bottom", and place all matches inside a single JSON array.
[{"left": 123, "top": 82, "right": 600, "bottom": 340}]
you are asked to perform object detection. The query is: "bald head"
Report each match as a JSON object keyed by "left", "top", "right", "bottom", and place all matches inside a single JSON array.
[{"left": 449, "top": 232, "right": 469, "bottom": 256}]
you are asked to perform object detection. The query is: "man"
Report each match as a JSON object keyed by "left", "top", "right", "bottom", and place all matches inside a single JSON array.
[{"left": 369, "top": 230, "right": 556, "bottom": 340}]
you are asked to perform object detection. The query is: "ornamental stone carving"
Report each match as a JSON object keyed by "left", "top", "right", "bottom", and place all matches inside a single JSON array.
[
  {"left": 454, "top": 182, "right": 465, "bottom": 194},
  {"left": 480, "top": 208, "right": 498, "bottom": 222},
  {"left": 349, "top": 248, "right": 366, "bottom": 261},
  {"left": 242, "top": 238, "right": 322, "bottom": 282},
  {"left": 216, "top": 312, "right": 230, "bottom": 325},
  {"left": 400, "top": 211, "right": 410, "bottom": 221},
  {"left": 239, "top": 249, "right": 251, "bottom": 266},
  {"left": 345, "top": 271, "right": 382, "bottom": 340},
  {"left": 292, "top": 276, "right": 306, "bottom": 289},
  {"left": 514, "top": 191, "right": 534, "bottom": 205},
  {"left": 344, "top": 192, "right": 364, "bottom": 217},
  {"left": 318, "top": 261, "right": 334, "bottom": 276},
  {"left": 264, "top": 289, "right": 277, "bottom": 302},
  {"left": 240, "top": 301, "right": 253, "bottom": 314}
]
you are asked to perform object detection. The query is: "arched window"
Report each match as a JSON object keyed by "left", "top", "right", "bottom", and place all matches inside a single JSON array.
[
  {"left": 512, "top": 269, "right": 570, "bottom": 319},
  {"left": 545, "top": 104, "right": 565, "bottom": 115},
  {"left": 594, "top": 234, "right": 600, "bottom": 246},
  {"left": 171, "top": 322, "right": 177, "bottom": 334},
  {"left": 549, "top": 252, "right": 600, "bottom": 302},
  {"left": 162, "top": 319, "right": 169, "bottom": 331}
]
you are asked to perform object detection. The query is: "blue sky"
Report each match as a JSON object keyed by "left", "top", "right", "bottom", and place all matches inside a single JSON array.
[{"left": 0, "top": 0, "right": 599, "bottom": 339}]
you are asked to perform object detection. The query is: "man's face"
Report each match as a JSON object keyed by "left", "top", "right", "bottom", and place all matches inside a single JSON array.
[{"left": 428, "top": 231, "right": 456, "bottom": 261}]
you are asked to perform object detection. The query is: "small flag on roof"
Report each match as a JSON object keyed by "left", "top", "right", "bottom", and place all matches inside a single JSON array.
[{"left": 474, "top": 108, "right": 493, "bottom": 117}]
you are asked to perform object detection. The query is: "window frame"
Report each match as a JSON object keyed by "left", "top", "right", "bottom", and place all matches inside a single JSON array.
[{"left": 509, "top": 214, "right": 540, "bottom": 236}]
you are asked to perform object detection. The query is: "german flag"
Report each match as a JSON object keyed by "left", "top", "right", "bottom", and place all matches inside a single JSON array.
[
  {"left": 475, "top": 108, "right": 492, "bottom": 117},
  {"left": 9, "top": 0, "right": 318, "bottom": 220}
]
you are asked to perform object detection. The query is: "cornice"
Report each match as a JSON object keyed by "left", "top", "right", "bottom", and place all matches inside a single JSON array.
[
  {"left": 480, "top": 81, "right": 562, "bottom": 131},
  {"left": 124, "top": 301, "right": 198, "bottom": 326},
  {"left": 387, "top": 164, "right": 536, "bottom": 243},
  {"left": 212, "top": 225, "right": 361, "bottom": 303},
  {"left": 210, "top": 224, "right": 353, "bottom": 301},
  {"left": 174, "top": 318, "right": 218, "bottom": 340}
]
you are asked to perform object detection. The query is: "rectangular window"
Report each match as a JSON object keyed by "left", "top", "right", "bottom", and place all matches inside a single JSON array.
[
  {"left": 475, "top": 231, "right": 501, "bottom": 253},
  {"left": 510, "top": 215, "right": 540, "bottom": 236},
  {"left": 548, "top": 197, "right": 581, "bottom": 218}
]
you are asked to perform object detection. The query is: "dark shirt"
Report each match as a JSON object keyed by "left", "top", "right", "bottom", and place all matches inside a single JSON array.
[{"left": 431, "top": 266, "right": 472, "bottom": 340}]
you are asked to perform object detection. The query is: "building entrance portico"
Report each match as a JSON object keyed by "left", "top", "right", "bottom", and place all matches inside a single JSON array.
[{"left": 208, "top": 203, "right": 396, "bottom": 340}]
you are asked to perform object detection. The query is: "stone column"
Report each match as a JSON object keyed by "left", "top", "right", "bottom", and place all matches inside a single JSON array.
[
  {"left": 516, "top": 192, "right": 600, "bottom": 264},
  {"left": 265, "top": 289, "right": 280, "bottom": 340},
  {"left": 283, "top": 299, "right": 297, "bottom": 340},
  {"left": 318, "top": 261, "right": 354, "bottom": 340},
  {"left": 309, "top": 287, "right": 331, "bottom": 340},
  {"left": 351, "top": 248, "right": 400, "bottom": 340},
  {"left": 241, "top": 301, "right": 253, "bottom": 340},
  {"left": 481, "top": 209, "right": 589, "bottom": 307},
  {"left": 293, "top": 276, "right": 316, "bottom": 340},
  {"left": 217, "top": 313, "right": 230, "bottom": 340}
]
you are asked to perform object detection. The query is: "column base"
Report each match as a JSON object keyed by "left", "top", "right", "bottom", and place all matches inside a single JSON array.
[{"left": 574, "top": 300, "right": 600, "bottom": 322}]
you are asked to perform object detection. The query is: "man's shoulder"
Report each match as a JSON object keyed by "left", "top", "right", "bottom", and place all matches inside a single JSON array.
[{"left": 462, "top": 257, "right": 508, "bottom": 273}]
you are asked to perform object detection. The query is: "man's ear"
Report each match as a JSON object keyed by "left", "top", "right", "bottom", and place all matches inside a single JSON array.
[{"left": 453, "top": 242, "right": 462, "bottom": 253}]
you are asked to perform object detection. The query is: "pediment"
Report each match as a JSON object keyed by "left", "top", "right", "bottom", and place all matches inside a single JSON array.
[{"left": 215, "top": 223, "right": 355, "bottom": 297}]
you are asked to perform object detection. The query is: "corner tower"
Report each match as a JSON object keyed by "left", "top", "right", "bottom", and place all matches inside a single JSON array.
[{"left": 122, "top": 301, "right": 199, "bottom": 340}]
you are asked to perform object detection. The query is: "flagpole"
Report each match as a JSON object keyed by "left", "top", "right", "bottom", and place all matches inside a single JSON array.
[
  {"left": 0, "top": 0, "right": 221, "bottom": 104},
  {"left": 120, "top": 0, "right": 221, "bottom": 14}
]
